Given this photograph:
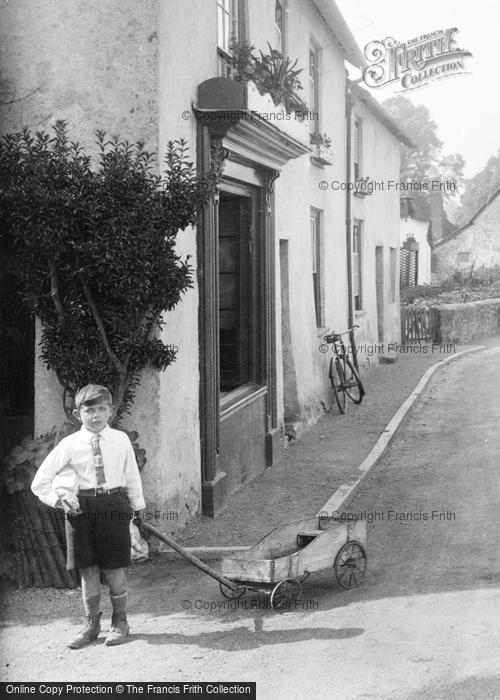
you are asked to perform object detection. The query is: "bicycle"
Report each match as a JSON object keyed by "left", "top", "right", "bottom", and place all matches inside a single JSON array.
[{"left": 321, "top": 325, "right": 365, "bottom": 413}]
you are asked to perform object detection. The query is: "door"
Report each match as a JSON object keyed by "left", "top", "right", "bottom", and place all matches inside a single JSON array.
[
  {"left": 375, "top": 246, "right": 384, "bottom": 344},
  {"left": 0, "top": 240, "right": 34, "bottom": 456},
  {"left": 218, "top": 186, "right": 267, "bottom": 494}
]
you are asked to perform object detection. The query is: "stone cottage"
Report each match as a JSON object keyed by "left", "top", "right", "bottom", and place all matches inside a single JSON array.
[{"left": 432, "top": 185, "right": 500, "bottom": 280}]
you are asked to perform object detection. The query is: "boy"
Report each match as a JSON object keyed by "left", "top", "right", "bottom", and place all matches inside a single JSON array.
[{"left": 31, "top": 384, "right": 146, "bottom": 649}]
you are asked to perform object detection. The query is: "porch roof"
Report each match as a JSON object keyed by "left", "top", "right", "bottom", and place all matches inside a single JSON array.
[{"left": 194, "top": 78, "right": 311, "bottom": 170}]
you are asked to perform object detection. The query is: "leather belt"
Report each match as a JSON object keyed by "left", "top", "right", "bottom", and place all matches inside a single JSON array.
[{"left": 78, "top": 487, "right": 127, "bottom": 497}]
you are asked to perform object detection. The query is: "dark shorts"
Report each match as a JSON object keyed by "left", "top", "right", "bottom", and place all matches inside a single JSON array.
[{"left": 65, "top": 492, "right": 132, "bottom": 570}]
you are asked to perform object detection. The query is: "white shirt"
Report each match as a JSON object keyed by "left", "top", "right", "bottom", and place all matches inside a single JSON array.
[{"left": 31, "top": 425, "right": 146, "bottom": 511}]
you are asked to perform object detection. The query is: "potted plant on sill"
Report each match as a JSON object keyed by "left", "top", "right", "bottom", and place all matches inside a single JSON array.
[
  {"left": 354, "top": 175, "right": 373, "bottom": 197},
  {"left": 310, "top": 132, "right": 333, "bottom": 166},
  {"left": 231, "top": 40, "right": 309, "bottom": 116}
]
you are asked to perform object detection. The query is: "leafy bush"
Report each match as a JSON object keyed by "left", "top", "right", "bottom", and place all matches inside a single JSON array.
[
  {"left": 451, "top": 264, "right": 500, "bottom": 288},
  {"left": 2, "top": 425, "right": 145, "bottom": 495},
  {"left": 400, "top": 285, "right": 445, "bottom": 305},
  {"left": 0, "top": 122, "right": 222, "bottom": 423},
  {"left": 401, "top": 267, "right": 500, "bottom": 307}
]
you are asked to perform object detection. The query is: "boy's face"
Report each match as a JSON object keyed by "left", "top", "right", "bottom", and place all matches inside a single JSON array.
[{"left": 73, "top": 400, "right": 113, "bottom": 433}]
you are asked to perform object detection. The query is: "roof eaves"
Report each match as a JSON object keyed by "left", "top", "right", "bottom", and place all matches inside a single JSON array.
[
  {"left": 312, "top": 0, "right": 366, "bottom": 69},
  {"left": 349, "top": 81, "right": 415, "bottom": 148},
  {"left": 433, "top": 185, "right": 500, "bottom": 249}
]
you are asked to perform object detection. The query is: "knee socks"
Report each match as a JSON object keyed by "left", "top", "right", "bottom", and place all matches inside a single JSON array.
[
  {"left": 83, "top": 594, "right": 101, "bottom": 619},
  {"left": 82, "top": 590, "right": 127, "bottom": 622},
  {"left": 110, "top": 592, "right": 128, "bottom": 622},
  {"left": 81, "top": 567, "right": 101, "bottom": 619}
]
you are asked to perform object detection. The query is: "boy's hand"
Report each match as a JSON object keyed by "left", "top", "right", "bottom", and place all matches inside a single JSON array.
[
  {"left": 133, "top": 509, "right": 145, "bottom": 527},
  {"left": 60, "top": 496, "right": 82, "bottom": 516}
]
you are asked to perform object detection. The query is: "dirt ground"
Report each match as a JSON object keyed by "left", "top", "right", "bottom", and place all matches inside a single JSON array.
[{"left": 1, "top": 340, "right": 496, "bottom": 691}]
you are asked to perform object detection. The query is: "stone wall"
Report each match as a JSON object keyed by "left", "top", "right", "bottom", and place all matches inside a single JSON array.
[{"left": 432, "top": 299, "right": 500, "bottom": 343}]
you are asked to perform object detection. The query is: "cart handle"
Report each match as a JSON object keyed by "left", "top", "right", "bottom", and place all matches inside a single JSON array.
[{"left": 138, "top": 520, "right": 241, "bottom": 592}]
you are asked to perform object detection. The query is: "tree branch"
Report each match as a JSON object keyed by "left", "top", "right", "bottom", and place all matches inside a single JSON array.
[
  {"left": 48, "top": 259, "right": 66, "bottom": 321},
  {"left": 121, "top": 308, "right": 149, "bottom": 371},
  {"left": 113, "top": 308, "right": 163, "bottom": 420},
  {"left": 78, "top": 272, "right": 125, "bottom": 376},
  {"left": 146, "top": 308, "right": 164, "bottom": 340},
  {"left": 1, "top": 86, "right": 41, "bottom": 106},
  {"left": 110, "top": 376, "right": 128, "bottom": 424}
]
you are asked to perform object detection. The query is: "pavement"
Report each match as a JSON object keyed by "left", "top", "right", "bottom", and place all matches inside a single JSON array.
[{"left": 170, "top": 338, "right": 495, "bottom": 553}]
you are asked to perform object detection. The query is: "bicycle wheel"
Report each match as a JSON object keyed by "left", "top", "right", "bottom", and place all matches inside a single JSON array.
[
  {"left": 329, "top": 357, "right": 346, "bottom": 413},
  {"left": 344, "top": 358, "right": 364, "bottom": 404}
]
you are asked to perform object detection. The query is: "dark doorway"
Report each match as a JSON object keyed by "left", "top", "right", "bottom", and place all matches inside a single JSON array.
[
  {"left": 0, "top": 239, "right": 35, "bottom": 456},
  {"left": 217, "top": 186, "right": 267, "bottom": 495},
  {"left": 219, "top": 193, "right": 252, "bottom": 393}
]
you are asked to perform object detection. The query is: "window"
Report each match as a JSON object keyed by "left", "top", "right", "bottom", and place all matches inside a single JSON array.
[
  {"left": 309, "top": 45, "right": 320, "bottom": 134},
  {"left": 219, "top": 193, "right": 249, "bottom": 391},
  {"left": 431, "top": 252, "right": 437, "bottom": 274},
  {"left": 352, "top": 220, "right": 362, "bottom": 311},
  {"left": 353, "top": 117, "right": 362, "bottom": 180},
  {"left": 217, "top": 0, "right": 245, "bottom": 77},
  {"left": 311, "top": 209, "right": 323, "bottom": 326},
  {"left": 218, "top": 190, "right": 263, "bottom": 394},
  {"left": 389, "top": 247, "right": 397, "bottom": 302},
  {"left": 275, "top": 0, "right": 285, "bottom": 53},
  {"left": 457, "top": 251, "right": 472, "bottom": 265}
]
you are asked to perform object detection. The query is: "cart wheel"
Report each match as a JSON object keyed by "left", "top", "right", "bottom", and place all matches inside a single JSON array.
[
  {"left": 219, "top": 582, "right": 245, "bottom": 600},
  {"left": 334, "top": 541, "right": 367, "bottom": 589},
  {"left": 270, "top": 578, "right": 302, "bottom": 611}
]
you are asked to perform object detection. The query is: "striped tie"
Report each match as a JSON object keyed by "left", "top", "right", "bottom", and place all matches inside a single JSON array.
[{"left": 90, "top": 434, "right": 106, "bottom": 486}]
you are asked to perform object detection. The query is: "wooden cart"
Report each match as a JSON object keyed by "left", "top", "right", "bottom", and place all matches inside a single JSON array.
[
  {"left": 140, "top": 514, "right": 367, "bottom": 611},
  {"left": 219, "top": 515, "right": 367, "bottom": 609}
]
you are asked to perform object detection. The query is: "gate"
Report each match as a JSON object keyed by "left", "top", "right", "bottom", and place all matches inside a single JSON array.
[{"left": 401, "top": 306, "right": 433, "bottom": 343}]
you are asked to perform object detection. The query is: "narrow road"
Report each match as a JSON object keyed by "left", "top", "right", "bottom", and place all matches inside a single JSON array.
[
  {"left": 331, "top": 346, "right": 500, "bottom": 698},
  {"left": 2, "top": 349, "right": 500, "bottom": 699}
]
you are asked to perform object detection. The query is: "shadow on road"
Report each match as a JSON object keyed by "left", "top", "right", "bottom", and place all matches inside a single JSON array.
[{"left": 126, "top": 618, "right": 364, "bottom": 651}]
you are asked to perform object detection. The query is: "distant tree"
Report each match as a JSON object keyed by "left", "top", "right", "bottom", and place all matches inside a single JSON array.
[
  {"left": 438, "top": 153, "right": 466, "bottom": 186},
  {"left": 454, "top": 150, "right": 500, "bottom": 225},
  {"left": 383, "top": 95, "right": 465, "bottom": 202}
]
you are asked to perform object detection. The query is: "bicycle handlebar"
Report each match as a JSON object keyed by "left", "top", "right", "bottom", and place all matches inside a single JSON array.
[{"left": 324, "top": 325, "right": 359, "bottom": 343}]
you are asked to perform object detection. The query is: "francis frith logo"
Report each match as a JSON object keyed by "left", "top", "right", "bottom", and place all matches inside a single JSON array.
[{"left": 363, "top": 28, "right": 472, "bottom": 91}]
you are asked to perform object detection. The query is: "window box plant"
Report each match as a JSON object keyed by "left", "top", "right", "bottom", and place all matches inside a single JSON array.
[
  {"left": 231, "top": 41, "right": 308, "bottom": 115},
  {"left": 310, "top": 132, "right": 333, "bottom": 167},
  {"left": 353, "top": 175, "right": 373, "bottom": 197}
]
